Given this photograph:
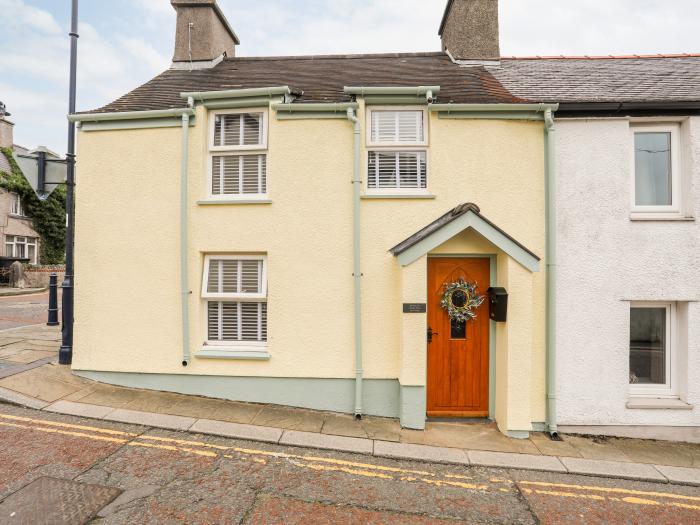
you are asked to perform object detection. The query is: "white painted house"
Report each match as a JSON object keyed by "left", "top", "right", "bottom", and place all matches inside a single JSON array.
[{"left": 495, "top": 56, "right": 700, "bottom": 441}]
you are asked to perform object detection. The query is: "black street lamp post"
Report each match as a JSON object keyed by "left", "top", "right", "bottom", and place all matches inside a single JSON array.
[{"left": 59, "top": 0, "right": 78, "bottom": 365}]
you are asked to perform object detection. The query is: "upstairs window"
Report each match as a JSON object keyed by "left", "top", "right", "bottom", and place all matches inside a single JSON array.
[
  {"left": 631, "top": 123, "right": 681, "bottom": 216},
  {"left": 209, "top": 110, "right": 268, "bottom": 199},
  {"left": 367, "top": 108, "right": 428, "bottom": 194},
  {"left": 202, "top": 256, "right": 267, "bottom": 347},
  {"left": 9, "top": 193, "right": 23, "bottom": 216}
]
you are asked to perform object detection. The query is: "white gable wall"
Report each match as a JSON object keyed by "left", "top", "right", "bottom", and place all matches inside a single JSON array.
[{"left": 555, "top": 117, "right": 700, "bottom": 428}]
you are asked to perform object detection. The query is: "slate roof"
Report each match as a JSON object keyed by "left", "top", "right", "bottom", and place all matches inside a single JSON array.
[
  {"left": 85, "top": 52, "right": 526, "bottom": 113},
  {"left": 0, "top": 151, "right": 10, "bottom": 173},
  {"left": 492, "top": 55, "right": 700, "bottom": 105},
  {"left": 390, "top": 202, "right": 539, "bottom": 261}
]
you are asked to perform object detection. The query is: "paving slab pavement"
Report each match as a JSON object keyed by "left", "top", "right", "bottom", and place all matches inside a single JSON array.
[{"left": 0, "top": 319, "right": 699, "bottom": 485}]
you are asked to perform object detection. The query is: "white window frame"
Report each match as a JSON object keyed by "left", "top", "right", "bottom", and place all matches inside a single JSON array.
[
  {"left": 9, "top": 193, "right": 24, "bottom": 216},
  {"left": 201, "top": 255, "right": 268, "bottom": 351},
  {"left": 365, "top": 107, "right": 430, "bottom": 196},
  {"left": 366, "top": 107, "right": 428, "bottom": 148},
  {"left": 207, "top": 109, "right": 269, "bottom": 200},
  {"left": 630, "top": 123, "right": 682, "bottom": 217},
  {"left": 629, "top": 301, "right": 676, "bottom": 398},
  {"left": 209, "top": 109, "right": 268, "bottom": 151},
  {"left": 5, "top": 235, "right": 38, "bottom": 264}
]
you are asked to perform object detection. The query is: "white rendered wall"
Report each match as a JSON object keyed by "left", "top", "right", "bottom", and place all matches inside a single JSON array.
[{"left": 555, "top": 117, "right": 700, "bottom": 427}]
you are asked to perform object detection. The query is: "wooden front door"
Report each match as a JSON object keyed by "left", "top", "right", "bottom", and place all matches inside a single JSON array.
[{"left": 427, "top": 257, "right": 490, "bottom": 418}]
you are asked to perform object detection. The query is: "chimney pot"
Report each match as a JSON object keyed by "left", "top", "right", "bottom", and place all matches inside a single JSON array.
[
  {"left": 439, "top": 0, "right": 500, "bottom": 60},
  {"left": 171, "top": 0, "right": 239, "bottom": 65}
]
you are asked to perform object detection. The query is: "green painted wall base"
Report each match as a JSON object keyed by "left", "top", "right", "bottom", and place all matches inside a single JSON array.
[
  {"left": 400, "top": 385, "right": 427, "bottom": 429},
  {"left": 74, "top": 371, "right": 400, "bottom": 418}
]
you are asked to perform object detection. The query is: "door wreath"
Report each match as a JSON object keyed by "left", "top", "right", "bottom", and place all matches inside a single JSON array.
[{"left": 440, "top": 278, "right": 485, "bottom": 322}]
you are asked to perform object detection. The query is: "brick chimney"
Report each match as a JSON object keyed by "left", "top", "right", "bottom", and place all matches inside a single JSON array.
[
  {"left": 439, "top": 0, "right": 500, "bottom": 61},
  {"left": 170, "top": 0, "right": 240, "bottom": 67},
  {"left": 0, "top": 102, "right": 13, "bottom": 148}
]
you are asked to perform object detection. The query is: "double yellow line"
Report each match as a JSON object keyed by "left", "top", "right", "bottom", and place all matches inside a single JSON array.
[{"left": 1, "top": 412, "right": 698, "bottom": 511}]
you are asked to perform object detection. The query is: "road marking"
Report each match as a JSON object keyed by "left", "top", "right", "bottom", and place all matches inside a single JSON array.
[
  {"left": 519, "top": 480, "right": 700, "bottom": 503},
  {"left": 0, "top": 421, "right": 127, "bottom": 444},
  {"left": 128, "top": 441, "right": 218, "bottom": 458},
  {"left": 521, "top": 487, "right": 605, "bottom": 501},
  {"left": 289, "top": 459, "right": 393, "bottom": 479},
  {"left": 0, "top": 413, "right": 137, "bottom": 437},
  {"left": 2, "top": 408, "right": 699, "bottom": 514},
  {"left": 420, "top": 478, "right": 489, "bottom": 491}
]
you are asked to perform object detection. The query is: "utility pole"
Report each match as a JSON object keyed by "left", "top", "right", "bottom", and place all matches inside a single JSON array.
[{"left": 59, "top": 0, "right": 78, "bottom": 365}]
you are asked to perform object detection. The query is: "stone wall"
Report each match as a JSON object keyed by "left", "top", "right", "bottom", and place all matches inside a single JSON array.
[{"left": 23, "top": 265, "right": 65, "bottom": 289}]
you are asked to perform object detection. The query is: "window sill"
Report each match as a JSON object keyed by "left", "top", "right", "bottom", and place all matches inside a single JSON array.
[
  {"left": 361, "top": 193, "right": 436, "bottom": 200},
  {"left": 626, "top": 397, "right": 693, "bottom": 410},
  {"left": 629, "top": 212, "right": 694, "bottom": 222},
  {"left": 197, "top": 199, "right": 272, "bottom": 206},
  {"left": 196, "top": 348, "right": 270, "bottom": 360}
]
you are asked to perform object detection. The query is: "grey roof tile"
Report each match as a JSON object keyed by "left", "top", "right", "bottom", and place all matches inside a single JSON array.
[{"left": 492, "top": 56, "right": 700, "bottom": 104}]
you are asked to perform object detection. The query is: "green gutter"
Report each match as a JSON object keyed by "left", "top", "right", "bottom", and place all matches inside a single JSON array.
[
  {"left": 203, "top": 98, "right": 282, "bottom": 110},
  {"left": 180, "top": 86, "right": 292, "bottom": 102},
  {"left": 346, "top": 107, "right": 364, "bottom": 418},
  {"left": 69, "top": 108, "right": 195, "bottom": 122},
  {"left": 273, "top": 102, "right": 359, "bottom": 113},
  {"left": 428, "top": 103, "right": 559, "bottom": 113},
  {"left": 345, "top": 86, "right": 440, "bottom": 104},
  {"left": 180, "top": 97, "right": 194, "bottom": 366},
  {"left": 544, "top": 108, "right": 559, "bottom": 439}
]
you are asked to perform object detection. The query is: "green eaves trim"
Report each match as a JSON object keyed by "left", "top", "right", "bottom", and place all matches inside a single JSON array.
[
  {"left": 344, "top": 86, "right": 440, "bottom": 96},
  {"left": 69, "top": 107, "right": 195, "bottom": 123},
  {"left": 80, "top": 117, "right": 196, "bottom": 132},
  {"left": 438, "top": 112, "right": 544, "bottom": 120},
  {"left": 273, "top": 102, "right": 359, "bottom": 113},
  {"left": 396, "top": 210, "right": 541, "bottom": 272},
  {"left": 181, "top": 86, "right": 291, "bottom": 101},
  {"left": 429, "top": 103, "right": 559, "bottom": 113}
]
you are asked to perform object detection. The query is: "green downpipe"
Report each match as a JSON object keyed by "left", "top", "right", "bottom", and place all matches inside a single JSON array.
[
  {"left": 347, "top": 107, "right": 363, "bottom": 417},
  {"left": 544, "top": 108, "right": 559, "bottom": 438},
  {"left": 181, "top": 97, "right": 194, "bottom": 366}
]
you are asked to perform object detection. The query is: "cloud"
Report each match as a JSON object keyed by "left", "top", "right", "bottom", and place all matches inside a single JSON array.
[{"left": 0, "top": 0, "right": 61, "bottom": 34}]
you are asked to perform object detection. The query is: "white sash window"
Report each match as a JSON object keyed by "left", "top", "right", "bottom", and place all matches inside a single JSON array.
[
  {"left": 209, "top": 110, "right": 268, "bottom": 199},
  {"left": 366, "top": 108, "right": 429, "bottom": 194},
  {"left": 202, "top": 256, "right": 267, "bottom": 349}
]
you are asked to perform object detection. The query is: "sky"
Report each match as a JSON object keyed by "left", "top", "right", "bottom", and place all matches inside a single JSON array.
[{"left": 1, "top": 0, "right": 698, "bottom": 153}]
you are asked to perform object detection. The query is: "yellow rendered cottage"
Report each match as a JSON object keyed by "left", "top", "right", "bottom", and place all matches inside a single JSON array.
[{"left": 70, "top": 0, "right": 556, "bottom": 437}]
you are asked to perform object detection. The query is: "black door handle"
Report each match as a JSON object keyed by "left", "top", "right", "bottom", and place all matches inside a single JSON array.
[{"left": 427, "top": 327, "right": 438, "bottom": 343}]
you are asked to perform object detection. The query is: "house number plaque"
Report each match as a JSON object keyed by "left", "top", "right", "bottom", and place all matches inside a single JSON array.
[{"left": 403, "top": 303, "right": 427, "bottom": 313}]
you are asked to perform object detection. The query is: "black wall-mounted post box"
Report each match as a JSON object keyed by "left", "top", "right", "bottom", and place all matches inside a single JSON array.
[{"left": 487, "top": 287, "right": 508, "bottom": 322}]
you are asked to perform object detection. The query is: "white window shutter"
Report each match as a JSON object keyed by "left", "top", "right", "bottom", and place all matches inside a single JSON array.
[
  {"left": 214, "top": 113, "right": 263, "bottom": 147},
  {"left": 370, "top": 110, "right": 423, "bottom": 144},
  {"left": 368, "top": 151, "right": 427, "bottom": 189}
]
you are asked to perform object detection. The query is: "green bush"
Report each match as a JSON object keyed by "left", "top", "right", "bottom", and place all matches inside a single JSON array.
[{"left": 0, "top": 147, "right": 66, "bottom": 264}]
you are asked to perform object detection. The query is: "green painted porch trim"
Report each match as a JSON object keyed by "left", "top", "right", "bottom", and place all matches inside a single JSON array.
[
  {"left": 361, "top": 193, "right": 436, "bottom": 200},
  {"left": 80, "top": 117, "right": 196, "bottom": 132},
  {"left": 73, "top": 371, "right": 400, "bottom": 418},
  {"left": 197, "top": 199, "right": 272, "bottom": 206},
  {"left": 489, "top": 255, "right": 497, "bottom": 419},
  {"left": 438, "top": 112, "right": 544, "bottom": 120},
  {"left": 398, "top": 212, "right": 541, "bottom": 272},
  {"left": 399, "top": 385, "right": 426, "bottom": 429}
]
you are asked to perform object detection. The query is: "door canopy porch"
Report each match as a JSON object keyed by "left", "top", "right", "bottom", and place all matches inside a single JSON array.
[{"left": 390, "top": 203, "right": 540, "bottom": 272}]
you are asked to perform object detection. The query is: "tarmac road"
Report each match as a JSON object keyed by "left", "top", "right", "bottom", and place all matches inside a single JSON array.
[
  {"left": 0, "top": 403, "right": 698, "bottom": 524},
  {"left": 0, "top": 291, "right": 53, "bottom": 330}
]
